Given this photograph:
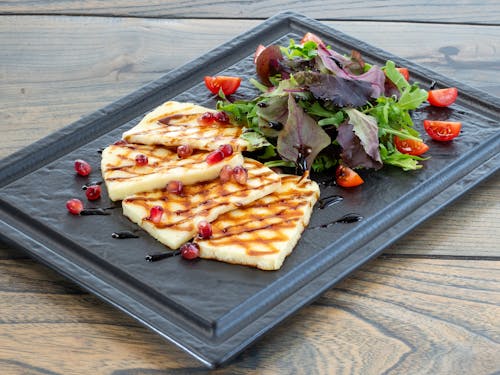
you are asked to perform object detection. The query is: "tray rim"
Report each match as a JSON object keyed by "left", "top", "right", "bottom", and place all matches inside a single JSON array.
[{"left": 1, "top": 11, "right": 499, "bottom": 368}]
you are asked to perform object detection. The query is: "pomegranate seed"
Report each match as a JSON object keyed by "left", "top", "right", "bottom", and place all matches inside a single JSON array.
[
  {"left": 85, "top": 185, "right": 101, "bottom": 200},
  {"left": 74, "top": 159, "right": 91, "bottom": 176},
  {"left": 219, "top": 165, "right": 233, "bottom": 183},
  {"left": 166, "top": 180, "right": 183, "bottom": 194},
  {"left": 66, "top": 198, "right": 83, "bottom": 215},
  {"left": 215, "top": 111, "right": 230, "bottom": 123},
  {"left": 198, "top": 112, "right": 215, "bottom": 126},
  {"left": 218, "top": 144, "right": 233, "bottom": 157},
  {"left": 180, "top": 242, "right": 200, "bottom": 260},
  {"left": 135, "top": 154, "right": 148, "bottom": 166},
  {"left": 197, "top": 220, "right": 212, "bottom": 239},
  {"left": 206, "top": 150, "right": 225, "bottom": 165},
  {"left": 113, "top": 140, "right": 127, "bottom": 146},
  {"left": 177, "top": 144, "right": 193, "bottom": 159},
  {"left": 232, "top": 166, "right": 248, "bottom": 185},
  {"left": 148, "top": 205, "right": 164, "bottom": 224}
]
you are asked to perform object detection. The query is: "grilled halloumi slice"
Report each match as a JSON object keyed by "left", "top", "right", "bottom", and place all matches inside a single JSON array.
[
  {"left": 194, "top": 175, "right": 319, "bottom": 271},
  {"left": 122, "top": 101, "right": 248, "bottom": 152},
  {"left": 121, "top": 158, "right": 281, "bottom": 249},
  {"left": 101, "top": 143, "right": 244, "bottom": 201}
]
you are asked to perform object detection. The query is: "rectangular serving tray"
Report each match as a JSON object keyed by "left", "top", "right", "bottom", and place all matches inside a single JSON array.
[{"left": 0, "top": 12, "right": 499, "bottom": 368}]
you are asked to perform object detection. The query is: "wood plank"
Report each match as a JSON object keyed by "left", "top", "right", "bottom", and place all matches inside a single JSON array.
[
  {"left": 1, "top": 17, "right": 499, "bottom": 159},
  {"left": 385, "top": 172, "right": 500, "bottom": 257},
  {"left": 1, "top": 1, "right": 499, "bottom": 24},
  {"left": 0, "top": 257, "right": 498, "bottom": 373}
]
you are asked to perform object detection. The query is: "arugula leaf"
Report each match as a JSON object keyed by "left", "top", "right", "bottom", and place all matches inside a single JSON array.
[
  {"left": 217, "top": 100, "right": 257, "bottom": 128},
  {"left": 379, "top": 143, "right": 425, "bottom": 171},
  {"left": 312, "top": 154, "right": 337, "bottom": 172},
  {"left": 384, "top": 60, "right": 428, "bottom": 110},
  {"left": 281, "top": 39, "right": 319, "bottom": 60}
]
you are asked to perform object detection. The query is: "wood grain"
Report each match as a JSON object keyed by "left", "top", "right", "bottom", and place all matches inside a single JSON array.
[
  {"left": 0, "top": 257, "right": 498, "bottom": 374},
  {"left": 1, "top": 17, "right": 499, "bottom": 158},
  {"left": 384, "top": 172, "right": 500, "bottom": 257},
  {"left": 1, "top": 1, "right": 500, "bottom": 24},
  {"left": 1, "top": 10, "right": 499, "bottom": 374}
]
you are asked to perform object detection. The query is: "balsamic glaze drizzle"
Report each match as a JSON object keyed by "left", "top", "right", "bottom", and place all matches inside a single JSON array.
[
  {"left": 318, "top": 194, "right": 343, "bottom": 209},
  {"left": 295, "top": 144, "right": 312, "bottom": 175},
  {"left": 80, "top": 208, "right": 111, "bottom": 216},
  {"left": 82, "top": 180, "right": 103, "bottom": 190},
  {"left": 310, "top": 213, "right": 363, "bottom": 230},
  {"left": 111, "top": 231, "right": 139, "bottom": 239},
  {"left": 145, "top": 250, "right": 181, "bottom": 262}
]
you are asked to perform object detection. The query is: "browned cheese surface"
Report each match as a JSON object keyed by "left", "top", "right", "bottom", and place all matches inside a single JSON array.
[{"left": 0, "top": 1, "right": 499, "bottom": 374}]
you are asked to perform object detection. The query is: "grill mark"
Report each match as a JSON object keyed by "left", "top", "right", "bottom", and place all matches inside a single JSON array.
[
  {"left": 211, "top": 203, "right": 307, "bottom": 238},
  {"left": 196, "top": 178, "right": 319, "bottom": 257},
  {"left": 205, "top": 218, "right": 300, "bottom": 255},
  {"left": 122, "top": 161, "right": 280, "bottom": 230},
  {"left": 156, "top": 113, "right": 201, "bottom": 124},
  {"left": 103, "top": 144, "right": 210, "bottom": 181},
  {"left": 132, "top": 178, "right": 279, "bottom": 229}
]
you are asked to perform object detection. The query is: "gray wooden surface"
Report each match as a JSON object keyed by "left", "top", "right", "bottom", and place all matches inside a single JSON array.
[{"left": 0, "top": 2, "right": 499, "bottom": 374}]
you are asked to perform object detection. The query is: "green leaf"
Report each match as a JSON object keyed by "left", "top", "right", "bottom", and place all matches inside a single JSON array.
[
  {"left": 239, "top": 130, "right": 271, "bottom": 151},
  {"left": 379, "top": 144, "right": 426, "bottom": 171},
  {"left": 312, "top": 154, "right": 337, "bottom": 172}
]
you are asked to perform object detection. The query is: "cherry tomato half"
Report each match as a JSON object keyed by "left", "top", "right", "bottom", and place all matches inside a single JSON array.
[
  {"left": 336, "top": 165, "right": 364, "bottom": 188},
  {"left": 394, "top": 136, "right": 429, "bottom": 156},
  {"left": 300, "top": 32, "right": 325, "bottom": 47},
  {"left": 204, "top": 76, "right": 242, "bottom": 96},
  {"left": 427, "top": 87, "right": 458, "bottom": 107},
  {"left": 423, "top": 120, "right": 461, "bottom": 141},
  {"left": 396, "top": 67, "right": 410, "bottom": 81}
]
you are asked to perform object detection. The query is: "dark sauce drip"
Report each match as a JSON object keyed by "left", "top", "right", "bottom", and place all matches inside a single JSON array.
[
  {"left": 82, "top": 180, "right": 103, "bottom": 190},
  {"left": 310, "top": 213, "right": 363, "bottom": 229},
  {"left": 80, "top": 208, "right": 111, "bottom": 216},
  {"left": 295, "top": 144, "right": 312, "bottom": 175},
  {"left": 157, "top": 114, "right": 187, "bottom": 125},
  {"left": 335, "top": 213, "right": 364, "bottom": 224},
  {"left": 112, "top": 231, "right": 139, "bottom": 239},
  {"left": 267, "top": 121, "right": 283, "bottom": 131},
  {"left": 318, "top": 194, "right": 343, "bottom": 209},
  {"left": 145, "top": 249, "right": 181, "bottom": 262}
]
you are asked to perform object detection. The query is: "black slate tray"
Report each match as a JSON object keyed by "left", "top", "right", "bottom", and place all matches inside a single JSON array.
[{"left": 0, "top": 12, "right": 499, "bottom": 368}]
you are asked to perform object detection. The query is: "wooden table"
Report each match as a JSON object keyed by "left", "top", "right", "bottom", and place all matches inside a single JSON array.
[{"left": 1, "top": 2, "right": 499, "bottom": 374}]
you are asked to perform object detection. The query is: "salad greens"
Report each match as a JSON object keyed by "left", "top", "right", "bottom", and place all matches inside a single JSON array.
[{"left": 217, "top": 35, "right": 429, "bottom": 173}]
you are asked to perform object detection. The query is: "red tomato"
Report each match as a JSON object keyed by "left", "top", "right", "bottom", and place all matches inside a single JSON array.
[
  {"left": 423, "top": 120, "right": 461, "bottom": 141},
  {"left": 300, "top": 32, "right": 325, "bottom": 47},
  {"left": 427, "top": 87, "right": 458, "bottom": 107},
  {"left": 204, "top": 76, "right": 242, "bottom": 96},
  {"left": 254, "top": 44, "right": 266, "bottom": 64},
  {"left": 396, "top": 67, "right": 410, "bottom": 81},
  {"left": 336, "top": 165, "right": 364, "bottom": 188},
  {"left": 394, "top": 136, "right": 429, "bottom": 156}
]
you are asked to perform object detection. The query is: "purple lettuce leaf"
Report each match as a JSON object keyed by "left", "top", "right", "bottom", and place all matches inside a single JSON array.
[
  {"left": 296, "top": 71, "right": 372, "bottom": 107},
  {"left": 256, "top": 95, "right": 289, "bottom": 137},
  {"left": 277, "top": 94, "right": 331, "bottom": 171},
  {"left": 255, "top": 45, "right": 284, "bottom": 86},
  {"left": 317, "top": 45, "right": 386, "bottom": 98},
  {"left": 337, "top": 108, "right": 382, "bottom": 169}
]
